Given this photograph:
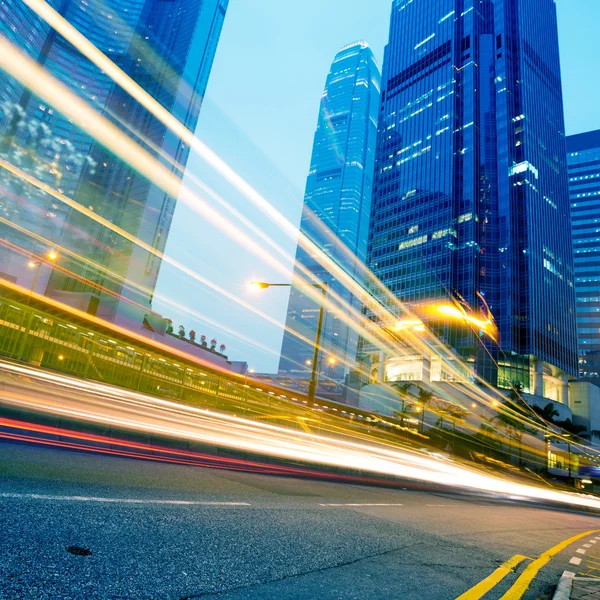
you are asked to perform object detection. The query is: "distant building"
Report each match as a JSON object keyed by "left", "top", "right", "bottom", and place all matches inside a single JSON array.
[
  {"left": 0, "top": 0, "right": 228, "bottom": 326},
  {"left": 365, "top": 0, "right": 577, "bottom": 403},
  {"left": 567, "top": 130, "right": 600, "bottom": 379},
  {"left": 278, "top": 41, "right": 381, "bottom": 381}
]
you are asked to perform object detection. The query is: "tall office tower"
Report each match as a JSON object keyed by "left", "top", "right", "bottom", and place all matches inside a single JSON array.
[
  {"left": 278, "top": 42, "right": 381, "bottom": 381},
  {"left": 567, "top": 130, "right": 600, "bottom": 380},
  {"left": 0, "top": 0, "right": 228, "bottom": 325},
  {"left": 367, "top": 0, "right": 577, "bottom": 399}
]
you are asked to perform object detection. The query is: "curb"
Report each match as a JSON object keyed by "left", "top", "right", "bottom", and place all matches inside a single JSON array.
[
  {"left": 553, "top": 571, "right": 574, "bottom": 600},
  {"left": 553, "top": 574, "right": 600, "bottom": 600}
]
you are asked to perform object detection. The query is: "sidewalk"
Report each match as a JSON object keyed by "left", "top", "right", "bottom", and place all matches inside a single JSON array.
[
  {"left": 554, "top": 574, "right": 600, "bottom": 600},
  {"left": 553, "top": 534, "right": 600, "bottom": 599},
  {"left": 572, "top": 578, "right": 600, "bottom": 599}
]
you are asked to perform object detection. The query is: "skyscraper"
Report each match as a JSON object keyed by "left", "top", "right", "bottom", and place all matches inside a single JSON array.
[
  {"left": 567, "top": 130, "right": 600, "bottom": 379},
  {"left": 0, "top": 0, "right": 228, "bottom": 325},
  {"left": 367, "top": 0, "right": 577, "bottom": 400},
  {"left": 278, "top": 42, "right": 381, "bottom": 380}
]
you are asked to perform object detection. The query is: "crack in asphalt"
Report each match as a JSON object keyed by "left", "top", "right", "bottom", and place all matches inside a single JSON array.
[{"left": 175, "top": 543, "right": 495, "bottom": 599}]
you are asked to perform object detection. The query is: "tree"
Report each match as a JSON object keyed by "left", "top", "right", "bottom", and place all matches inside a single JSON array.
[
  {"left": 446, "top": 404, "right": 468, "bottom": 433},
  {"left": 436, "top": 411, "right": 447, "bottom": 431},
  {"left": 178, "top": 325, "right": 186, "bottom": 339},
  {"left": 556, "top": 418, "right": 586, "bottom": 437},
  {"left": 391, "top": 382, "right": 412, "bottom": 422},
  {"left": 417, "top": 387, "right": 434, "bottom": 434},
  {"left": 508, "top": 381, "right": 524, "bottom": 403},
  {"left": 532, "top": 403, "right": 560, "bottom": 424},
  {"left": 189, "top": 330, "right": 196, "bottom": 344},
  {"left": 477, "top": 416, "right": 502, "bottom": 451},
  {"left": 492, "top": 382, "right": 539, "bottom": 466},
  {"left": 393, "top": 404, "right": 415, "bottom": 430}
]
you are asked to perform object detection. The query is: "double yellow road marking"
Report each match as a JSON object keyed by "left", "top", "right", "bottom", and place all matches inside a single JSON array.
[
  {"left": 456, "top": 529, "right": 600, "bottom": 600},
  {"left": 456, "top": 554, "right": 531, "bottom": 600}
]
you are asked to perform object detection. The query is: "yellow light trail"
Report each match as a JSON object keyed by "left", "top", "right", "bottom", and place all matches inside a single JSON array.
[
  {"left": 0, "top": 172, "right": 358, "bottom": 381},
  {"left": 2, "top": 358, "right": 600, "bottom": 513},
  {"left": 0, "top": 158, "right": 303, "bottom": 342},
  {"left": 7, "top": 0, "right": 511, "bottom": 423},
  {"left": 14, "top": 0, "right": 430, "bottom": 368},
  {"left": 0, "top": 221, "right": 283, "bottom": 362},
  {"left": 0, "top": 8, "right": 571, "bottom": 433},
  {"left": 0, "top": 60, "right": 388, "bottom": 384},
  {"left": 0, "top": 36, "right": 292, "bottom": 281}
]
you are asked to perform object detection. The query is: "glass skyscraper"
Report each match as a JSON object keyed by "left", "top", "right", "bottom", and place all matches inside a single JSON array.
[
  {"left": 567, "top": 130, "right": 600, "bottom": 379},
  {"left": 367, "top": 0, "right": 577, "bottom": 399},
  {"left": 278, "top": 42, "right": 381, "bottom": 380},
  {"left": 0, "top": 0, "right": 228, "bottom": 325}
]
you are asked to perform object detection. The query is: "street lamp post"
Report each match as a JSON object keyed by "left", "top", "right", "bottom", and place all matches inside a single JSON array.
[
  {"left": 27, "top": 251, "right": 57, "bottom": 302},
  {"left": 250, "top": 280, "right": 327, "bottom": 402}
]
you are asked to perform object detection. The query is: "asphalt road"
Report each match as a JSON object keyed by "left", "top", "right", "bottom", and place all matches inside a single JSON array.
[{"left": 1, "top": 442, "right": 600, "bottom": 600}]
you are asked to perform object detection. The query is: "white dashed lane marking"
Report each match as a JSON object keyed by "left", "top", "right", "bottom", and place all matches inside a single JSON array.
[
  {"left": 570, "top": 557, "right": 582, "bottom": 566},
  {"left": 0, "top": 493, "right": 251, "bottom": 506},
  {"left": 319, "top": 503, "right": 404, "bottom": 507}
]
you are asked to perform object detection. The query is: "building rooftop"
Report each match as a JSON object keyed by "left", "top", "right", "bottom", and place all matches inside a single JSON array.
[{"left": 566, "top": 129, "right": 600, "bottom": 153}]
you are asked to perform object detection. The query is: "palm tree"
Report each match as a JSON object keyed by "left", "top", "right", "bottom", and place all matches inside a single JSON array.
[
  {"left": 494, "top": 381, "right": 539, "bottom": 466},
  {"left": 417, "top": 387, "right": 434, "bottom": 434},
  {"left": 508, "top": 381, "right": 524, "bottom": 403},
  {"left": 477, "top": 415, "right": 504, "bottom": 454},
  {"left": 447, "top": 404, "right": 468, "bottom": 433},
  {"left": 533, "top": 403, "right": 560, "bottom": 424},
  {"left": 557, "top": 418, "right": 586, "bottom": 437},
  {"left": 393, "top": 404, "right": 415, "bottom": 433},
  {"left": 391, "top": 382, "right": 412, "bottom": 422},
  {"left": 436, "top": 411, "right": 447, "bottom": 431}
]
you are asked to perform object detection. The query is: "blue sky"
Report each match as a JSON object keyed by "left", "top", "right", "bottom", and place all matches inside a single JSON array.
[{"left": 154, "top": 0, "right": 600, "bottom": 373}]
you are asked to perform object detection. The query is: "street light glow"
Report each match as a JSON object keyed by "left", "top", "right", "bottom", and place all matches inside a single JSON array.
[
  {"left": 394, "top": 318, "right": 425, "bottom": 331},
  {"left": 47, "top": 251, "right": 58, "bottom": 261}
]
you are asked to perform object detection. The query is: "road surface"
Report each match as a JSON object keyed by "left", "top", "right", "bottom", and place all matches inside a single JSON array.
[{"left": 1, "top": 441, "right": 600, "bottom": 600}]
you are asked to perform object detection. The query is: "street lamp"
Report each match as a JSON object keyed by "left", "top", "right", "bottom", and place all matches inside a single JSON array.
[
  {"left": 564, "top": 434, "right": 572, "bottom": 478},
  {"left": 27, "top": 251, "right": 58, "bottom": 298},
  {"left": 250, "top": 280, "right": 327, "bottom": 402},
  {"left": 243, "top": 367, "right": 255, "bottom": 386}
]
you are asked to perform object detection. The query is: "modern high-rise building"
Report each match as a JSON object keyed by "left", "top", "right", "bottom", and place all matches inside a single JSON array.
[
  {"left": 567, "top": 130, "right": 600, "bottom": 379},
  {"left": 0, "top": 0, "right": 228, "bottom": 325},
  {"left": 278, "top": 42, "right": 381, "bottom": 380},
  {"left": 366, "top": 0, "right": 577, "bottom": 401}
]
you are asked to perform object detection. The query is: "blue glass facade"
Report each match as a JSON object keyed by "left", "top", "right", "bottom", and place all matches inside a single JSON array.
[
  {"left": 567, "top": 130, "right": 600, "bottom": 379},
  {"left": 0, "top": 0, "right": 228, "bottom": 324},
  {"left": 279, "top": 42, "right": 381, "bottom": 379},
  {"left": 368, "top": 0, "right": 577, "bottom": 392}
]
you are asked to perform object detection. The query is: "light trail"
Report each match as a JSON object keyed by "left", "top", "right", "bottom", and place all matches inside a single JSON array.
[
  {"left": 0, "top": 217, "right": 284, "bottom": 362},
  {"left": 1, "top": 359, "right": 600, "bottom": 512},
  {"left": 14, "top": 0, "right": 456, "bottom": 374},
  {"left": 0, "top": 16, "right": 498, "bottom": 398},
  {"left": 0, "top": 160, "right": 295, "bottom": 339},
  {"left": 0, "top": 36, "right": 292, "bottom": 280},
  {"left": 0, "top": 6, "right": 578, "bottom": 432}
]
